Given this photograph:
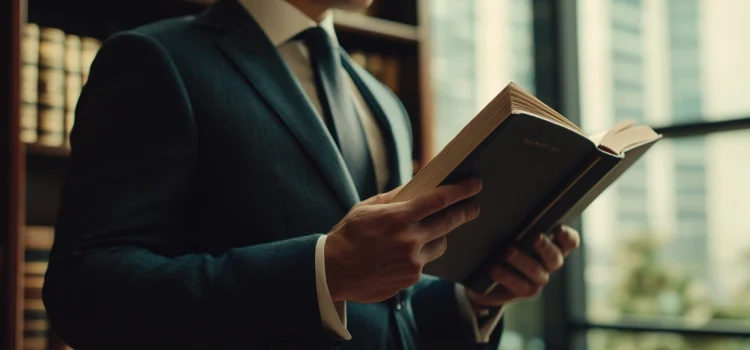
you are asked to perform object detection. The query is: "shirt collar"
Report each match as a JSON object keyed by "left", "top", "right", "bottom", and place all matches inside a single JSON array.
[{"left": 238, "top": 0, "right": 339, "bottom": 47}]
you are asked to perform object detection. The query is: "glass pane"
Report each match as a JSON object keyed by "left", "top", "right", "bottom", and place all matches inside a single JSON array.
[
  {"left": 582, "top": 130, "right": 750, "bottom": 328},
  {"left": 430, "top": 0, "right": 535, "bottom": 153},
  {"left": 500, "top": 296, "right": 547, "bottom": 350},
  {"left": 588, "top": 329, "right": 750, "bottom": 350},
  {"left": 578, "top": 0, "right": 750, "bottom": 127}
]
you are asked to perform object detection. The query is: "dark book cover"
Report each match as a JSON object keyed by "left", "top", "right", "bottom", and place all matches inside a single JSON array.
[{"left": 420, "top": 113, "right": 655, "bottom": 293}]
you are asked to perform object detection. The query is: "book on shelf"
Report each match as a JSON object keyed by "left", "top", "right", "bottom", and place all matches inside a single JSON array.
[
  {"left": 20, "top": 23, "right": 39, "bottom": 144},
  {"left": 349, "top": 51, "right": 367, "bottom": 68},
  {"left": 19, "top": 24, "right": 102, "bottom": 148},
  {"left": 380, "top": 56, "right": 399, "bottom": 95},
  {"left": 365, "top": 54, "right": 384, "bottom": 87},
  {"left": 37, "top": 27, "right": 66, "bottom": 147},
  {"left": 349, "top": 51, "right": 400, "bottom": 95},
  {"left": 23, "top": 226, "right": 55, "bottom": 350},
  {"left": 389, "top": 82, "right": 662, "bottom": 294}
]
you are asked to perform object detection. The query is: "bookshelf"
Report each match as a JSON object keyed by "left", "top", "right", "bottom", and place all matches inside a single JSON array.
[
  {"left": 25, "top": 144, "right": 70, "bottom": 158},
  {"left": 0, "top": 0, "right": 435, "bottom": 349},
  {"left": 332, "top": 10, "right": 419, "bottom": 42}
]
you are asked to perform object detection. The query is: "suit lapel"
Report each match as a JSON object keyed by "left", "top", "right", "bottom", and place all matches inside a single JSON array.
[
  {"left": 340, "top": 52, "right": 413, "bottom": 189},
  {"left": 197, "top": 0, "right": 360, "bottom": 209}
]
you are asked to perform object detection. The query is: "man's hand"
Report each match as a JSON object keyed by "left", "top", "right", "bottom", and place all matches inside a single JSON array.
[
  {"left": 466, "top": 225, "right": 581, "bottom": 307},
  {"left": 325, "top": 178, "right": 483, "bottom": 303}
]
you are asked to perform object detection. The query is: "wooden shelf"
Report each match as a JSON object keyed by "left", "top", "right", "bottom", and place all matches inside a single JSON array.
[
  {"left": 25, "top": 144, "right": 70, "bottom": 158},
  {"left": 162, "top": 2, "right": 421, "bottom": 43},
  {"left": 333, "top": 11, "right": 419, "bottom": 43}
]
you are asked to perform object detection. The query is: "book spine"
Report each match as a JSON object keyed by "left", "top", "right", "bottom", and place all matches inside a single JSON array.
[
  {"left": 349, "top": 51, "right": 367, "bottom": 68},
  {"left": 354, "top": 52, "right": 400, "bottom": 95},
  {"left": 20, "top": 23, "right": 40, "bottom": 144},
  {"left": 365, "top": 53, "right": 385, "bottom": 83},
  {"left": 381, "top": 56, "right": 400, "bottom": 95},
  {"left": 23, "top": 276, "right": 48, "bottom": 350},
  {"left": 23, "top": 226, "right": 54, "bottom": 350},
  {"left": 81, "top": 37, "right": 101, "bottom": 85},
  {"left": 37, "top": 27, "right": 66, "bottom": 147},
  {"left": 64, "top": 34, "right": 83, "bottom": 146}
]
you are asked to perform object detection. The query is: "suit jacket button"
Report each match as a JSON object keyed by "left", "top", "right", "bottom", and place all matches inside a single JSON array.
[{"left": 393, "top": 292, "right": 402, "bottom": 310}]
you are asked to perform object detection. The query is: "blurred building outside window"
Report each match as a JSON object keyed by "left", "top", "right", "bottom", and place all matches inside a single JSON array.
[
  {"left": 429, "top": 0, "right": 750, "bottom": 348},
  {"left": 579, "top": 0, "right": 750, "bottom": 348}
]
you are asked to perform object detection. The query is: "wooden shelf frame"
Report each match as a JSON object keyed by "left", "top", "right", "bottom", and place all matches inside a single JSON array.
[
  {"left": 333, "top": 10, "right": 419, "bottom": 43},
  {"left": 25, "top": 144, "right": 71, "bottom": 158},
  {"left": 147, "top": 0, "right": 423, "bottom": 43},
  {"left": 3, "top": 0, "right": 25, "bottom": 349}
]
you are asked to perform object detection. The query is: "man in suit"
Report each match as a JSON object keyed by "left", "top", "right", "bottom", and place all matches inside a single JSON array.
[{"left": 42, "top": 0, "right": 580, "bottom": 349}]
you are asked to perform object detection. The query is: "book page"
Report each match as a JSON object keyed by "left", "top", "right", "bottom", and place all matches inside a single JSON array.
[
  {"left": 590, "top": 120, "right": 661, "bottom": 155},
  {"left": 507, "top": 83, "right": 586, "bottom": 135}
]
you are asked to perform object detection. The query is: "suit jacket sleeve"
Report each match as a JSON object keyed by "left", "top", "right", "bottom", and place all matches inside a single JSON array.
[{"left": 42, "top": 32, "right": 330, "bottom": 350}]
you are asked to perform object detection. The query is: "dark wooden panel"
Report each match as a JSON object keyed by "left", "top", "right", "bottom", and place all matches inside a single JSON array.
[
  {"left": 27, "top": 0, "right": 212, "bottom": 40},
  {"left": 370, "top": 0, "right": 418, "bottom": 25},
  {"left": 1, "top": 0, "right": 25, "bottom": 348},
  {"left": 25, "top": 144, "right": 70, "bottom": 158},
  {"left": 27, "top": 0, "right": 420, "bottom": 44},
  {"left": 398, "top": 47, "right": 423, "bottom": 162},
  {"left": 333, "top": 10, "right": 418, "bottom": 43}
]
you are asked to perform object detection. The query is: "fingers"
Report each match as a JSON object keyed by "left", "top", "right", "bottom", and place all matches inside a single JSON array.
[
  {"left": 504, "top": 247, "right": 549, "bottom": 285},
  {"left": 490, "top": 266, "right": 542, "bottom": 300},
  {"left": 418, "top": 198, "right": 480, "bottom": 242},
  {"left": 474, "top": 228, "right": 579, "bottom": 307},
  {"left": 531, "top": 234, "right": 564, "bottom": 271},
  {"left": 419, "top": 236, "right": 447, "bottom": 263},
  {"left": 552, "top": 225, "right": 580, "bottom": 256},
  {"left": 400, "top": 178, "right": 482, "bottom": 221}
]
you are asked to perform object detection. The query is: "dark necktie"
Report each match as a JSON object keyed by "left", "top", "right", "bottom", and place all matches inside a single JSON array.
[{"left": 296, "top": 27, "right": 377, "bottom": 199}]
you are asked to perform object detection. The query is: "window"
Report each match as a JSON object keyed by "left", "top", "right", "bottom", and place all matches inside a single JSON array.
[
  {"left": 584, "top": 132, "right": 750, "bottom": 325},
  {"left": 578, "top": 0, "right": 750, "bottom": 347},
  {"left": 428, "top": 0, "right": 750, "bottom": 348},
  {"left": 430, "top": 0, "right": 535, "bottom": 152}
]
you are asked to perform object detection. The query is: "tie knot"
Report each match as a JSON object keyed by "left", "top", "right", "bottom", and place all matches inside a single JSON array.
[{"left": 295, "top": 27, "right": 335, "bottom": 55}]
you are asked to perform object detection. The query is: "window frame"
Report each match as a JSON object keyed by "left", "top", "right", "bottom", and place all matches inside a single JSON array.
[{"left": 531, "top": 0, "right": 750, "bottom": 348}]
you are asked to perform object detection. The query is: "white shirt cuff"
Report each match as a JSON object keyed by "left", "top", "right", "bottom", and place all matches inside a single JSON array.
[
  {"left": 454, "top": 284, "right": 506, "bottom": 343},
  {"left": 315, "top": 235, "right": 351, "bottom": 340}
]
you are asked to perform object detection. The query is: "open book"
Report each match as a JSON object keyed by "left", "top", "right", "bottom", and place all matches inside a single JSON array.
[{"left": 389, "top": 82, "right": 662, "bottom": 294}]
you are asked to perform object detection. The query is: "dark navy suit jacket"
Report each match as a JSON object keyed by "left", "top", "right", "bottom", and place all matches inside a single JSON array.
[{"left": 42, "top": 1, "right": 503, "bottom": 349}]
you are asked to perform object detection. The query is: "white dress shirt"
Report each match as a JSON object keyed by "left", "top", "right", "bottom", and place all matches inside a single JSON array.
[{"left": 238, "top": 0, "right": 503, "bottom": 343}]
